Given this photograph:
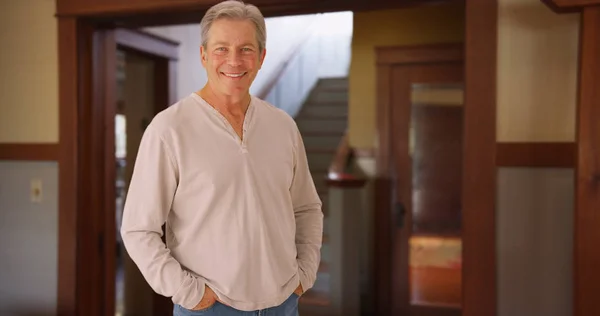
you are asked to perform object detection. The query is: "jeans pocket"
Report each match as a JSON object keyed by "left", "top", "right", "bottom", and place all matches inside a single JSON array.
[{"left": 175, "top": 301, "right": 218, "bottom": 315}]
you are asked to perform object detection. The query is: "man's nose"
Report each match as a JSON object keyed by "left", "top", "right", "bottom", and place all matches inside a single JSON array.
[{"left": 227, "top": 51, "right": 242, "bottom": 66}]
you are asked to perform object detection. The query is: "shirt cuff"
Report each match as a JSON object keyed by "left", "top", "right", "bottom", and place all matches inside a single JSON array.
[{"left": 172, "top": 274, "right": 206, "bottom": 309}]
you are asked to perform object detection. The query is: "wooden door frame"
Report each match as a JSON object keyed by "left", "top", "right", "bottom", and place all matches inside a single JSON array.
[
  {"left": 374, "top": 4, "right": 497, "bottom": 316},
  {"left": 543, "top": 1, "right": 600, "bottom": 316},
  {"left": 56, "top": 0, "right": 496, "bottom": 315},
  {"left": 387, "top": 61, "right": 464, "bottom": 316},
  {"left": 57, "top": 25, "right": 178, "bottom": 316}
]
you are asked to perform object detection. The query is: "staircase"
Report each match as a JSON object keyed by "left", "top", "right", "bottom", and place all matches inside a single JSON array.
[{"left": 296, "top": 77, "right": 349, "bottom": 315}]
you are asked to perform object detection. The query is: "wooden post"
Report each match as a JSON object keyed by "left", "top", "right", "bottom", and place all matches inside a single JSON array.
[{"left": 575, "top": 6, "right": 600, "bottom": 316}]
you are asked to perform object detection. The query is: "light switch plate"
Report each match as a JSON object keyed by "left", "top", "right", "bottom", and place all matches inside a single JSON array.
[{"left": 31, "top": 179, "right": 43, "bottom": 203}]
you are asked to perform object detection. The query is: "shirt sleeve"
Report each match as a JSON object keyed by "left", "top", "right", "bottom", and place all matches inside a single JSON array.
[
  {"left": 120, "top": 126, "right": 205, "bottom": 309},
  {"left": 290, "top": 127, "right": 324, "bottom": 292}
]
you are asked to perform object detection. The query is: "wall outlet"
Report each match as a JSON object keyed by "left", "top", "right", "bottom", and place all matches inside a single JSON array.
[{"left": 30, "top": 179, "right": 43, "bottom": 203}]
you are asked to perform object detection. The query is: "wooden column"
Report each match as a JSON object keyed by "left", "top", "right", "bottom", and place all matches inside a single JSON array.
[
  {"left": 57, "top": 17, "right": 79, "bottom": 316},
  {"left": 575, "top": 6, "right": 600, "bottom": 316}
]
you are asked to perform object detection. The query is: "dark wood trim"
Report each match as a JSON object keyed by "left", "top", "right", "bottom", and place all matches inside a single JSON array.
[
  {"left": 0, "top": 143, "right": 60, "bottom": 161},
  {"left": 373, "top": 177, "right": 393, "bottom": 315},
  {"left": 57, "top": 17, "right": 79, "bottom": 316},
  {"left": 575, "top": 6, "right": 600, "bottom": 316},
  {"left": 376, "top": 43, "right": 464, "bottom": 65},
  {"left": 115, "top": 29, "right": 179, "bottom": 60},
  {"left": 411, "top": 305, "right": 461, "bottom": 316},
  {"left": 98, "top": 29, "right": 118, "bottom": 316},
  {"left": 374, "top": 61, "right": 392, "bottom": 316},
  {"left": 78, "top": 20, "right": 103, "bottom": 316},
  {"left": 542, "top": 0, "right": 599, "bottom": 12},
  {"left": 325, "top": 176, "right": 368, "bottom": 188},
  {"left": 496, "top": 142, "right": 576, "bottom": 168},
  {"left": 389, "top": 65, "right": 412, "bottom": 316},
  {"left": 55, "top": 0, "right": 444, "bottom": 24},
  {"left": 463, "top": 0, "right": 497, "bottom": 315}
]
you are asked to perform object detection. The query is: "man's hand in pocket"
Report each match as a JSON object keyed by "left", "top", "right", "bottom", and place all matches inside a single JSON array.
[
  {"left": 192, "top": 285, "right": 218, "bottom": 310},
  {"left": 294, "top": 284, "right": 304, "bottom": 296}
]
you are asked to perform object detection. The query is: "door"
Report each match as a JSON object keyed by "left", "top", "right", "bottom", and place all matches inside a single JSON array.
[{"left": 390, "top": 63, "right": 464, "bottom": 316}]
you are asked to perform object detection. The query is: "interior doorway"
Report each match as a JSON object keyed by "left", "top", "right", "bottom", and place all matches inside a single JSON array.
[
  {"left": 375, "top": 43, "right": 466, "bottom": 316},
  {"left": 114, "top": 48, "right": 165, "bottom": 316},
  {"left": 96, "top": 29, "right": 179, "bottom": 316}
]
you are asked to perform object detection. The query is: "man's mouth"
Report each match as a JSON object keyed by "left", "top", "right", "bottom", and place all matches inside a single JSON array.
[{"left": 221, "top": 72, "right": 247, "bottom": 78}]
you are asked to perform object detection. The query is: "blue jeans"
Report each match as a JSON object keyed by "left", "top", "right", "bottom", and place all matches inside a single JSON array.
[{"left": 173, "top": 293, "right": 299, "bottom": 316}]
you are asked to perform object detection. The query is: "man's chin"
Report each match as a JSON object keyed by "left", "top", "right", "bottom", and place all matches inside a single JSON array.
[{"left": 218, "top": 85, "right": 251, "bottom": 97}]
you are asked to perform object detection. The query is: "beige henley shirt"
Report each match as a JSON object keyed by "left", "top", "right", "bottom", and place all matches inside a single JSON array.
[{"left": 120, "top": 93, "right": 323, "bottom": 311}]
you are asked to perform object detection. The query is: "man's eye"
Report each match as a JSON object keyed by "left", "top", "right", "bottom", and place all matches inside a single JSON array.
[
  {"left": 216, "top": 47, "right": 227, "bottom": 52},
  {"left": 242, "top": 48, "right": 252, "bottom": 52}
]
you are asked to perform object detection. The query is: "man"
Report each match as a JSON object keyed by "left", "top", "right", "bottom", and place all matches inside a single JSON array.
[{"left": 120, "top": 0, "right": 323, "bottom": 315}]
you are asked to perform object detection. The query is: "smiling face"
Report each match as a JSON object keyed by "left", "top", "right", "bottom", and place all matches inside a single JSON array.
[{"left": 201, "top": 18, "right": 266, "bottom": 98}]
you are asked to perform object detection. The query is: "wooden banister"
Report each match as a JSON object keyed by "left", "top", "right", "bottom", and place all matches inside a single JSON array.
[{"left": 326, "top": 131, "right": 367, "bottom": 188}]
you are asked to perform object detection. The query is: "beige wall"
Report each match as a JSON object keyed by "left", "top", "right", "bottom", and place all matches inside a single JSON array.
[
  {"left": 0, "top": 0, "right": 58, "bottom": 143},
  {"left": 348, "top": 3, "right": 465, "bottom": 148},
  {"left": 497, "top": 0, "right": 579, "bottom": 142}
]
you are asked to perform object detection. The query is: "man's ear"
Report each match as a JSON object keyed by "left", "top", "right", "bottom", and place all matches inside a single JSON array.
[
  {"left": 258, "top": 48, "right": 267, "bottom": 69},
  {"left": 200, "top": 45, "right": 208, "bottom": 68}
]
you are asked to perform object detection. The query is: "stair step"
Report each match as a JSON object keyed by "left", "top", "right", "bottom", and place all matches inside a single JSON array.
[
  {"left": 302, "top": 131, "right": 344, "bottom": 137},
  {"left": 297, "top": 119, "right": 347, "bottom": 134},
  {"left": 306, "top": 148, "right": 336, "bottom": 154},
  {"left": 316, "top": 77, "right": 348, "bottom": 90},
  {"left": 306, "top": 91, "right": 348, "bottom": 104},
  {"left": 302, "top": 135, "right": 343, "bottom": 149},
  {"left": 298, "top": 104, "right": 347, "bottom": 118},
  {"left": 316, "top": 87, "right": 348, "bottom": 93},
  {"left": 307, "top": 90, "right": 347, "bottom": 104},
  {"left": 295, "top": 114, "right": 347, "bottom": 121}
]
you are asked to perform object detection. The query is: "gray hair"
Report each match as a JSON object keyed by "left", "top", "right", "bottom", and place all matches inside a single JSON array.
[{"left": 200, "top": 0, "right": 267, "bottom": 52}]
